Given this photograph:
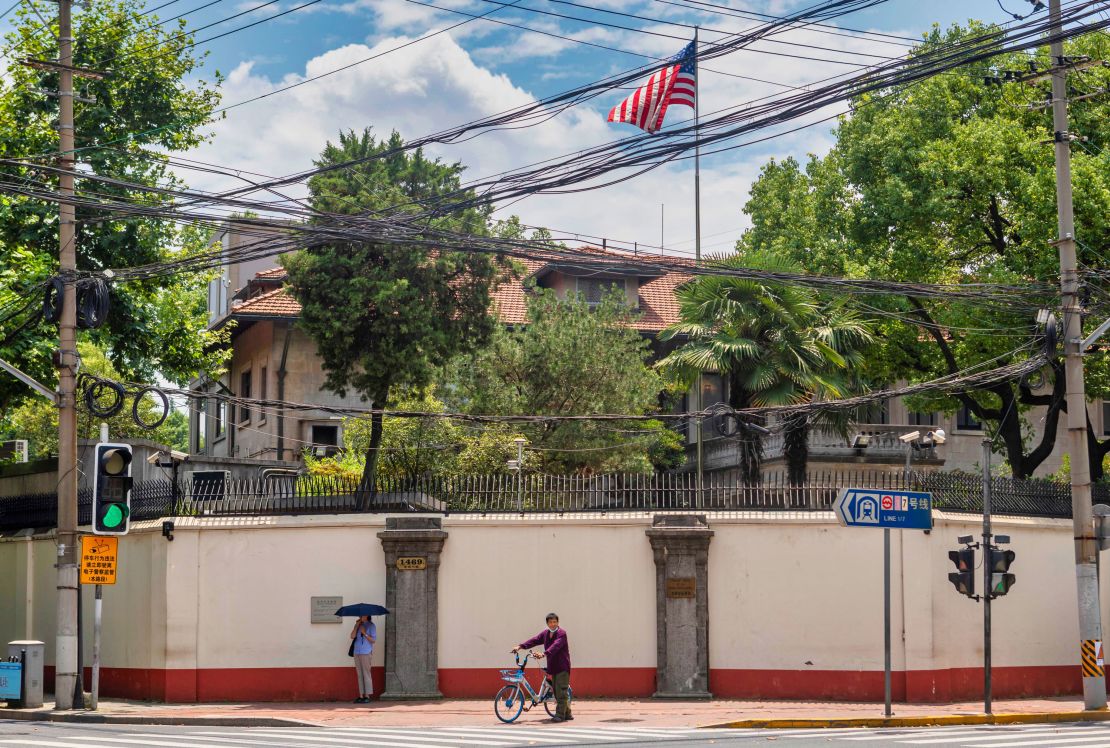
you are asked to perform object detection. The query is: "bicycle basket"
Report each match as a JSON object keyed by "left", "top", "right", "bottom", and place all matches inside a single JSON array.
[{"left": 499, "top": 669, "right": 524, "bottom": 683}]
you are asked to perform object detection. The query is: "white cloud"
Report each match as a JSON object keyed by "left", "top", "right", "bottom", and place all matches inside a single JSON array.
[{"left": 183, "top": 24, "right": 895, "bottom": 257}]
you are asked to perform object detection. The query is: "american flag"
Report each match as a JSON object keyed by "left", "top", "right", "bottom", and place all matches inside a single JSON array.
[{"left": 607, "top": 40, "right": 696, "bottom": 134}]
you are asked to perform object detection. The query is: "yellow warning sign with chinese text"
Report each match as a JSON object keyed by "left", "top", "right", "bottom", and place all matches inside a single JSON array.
[{"left": 80, "top": 535, "right": 118, "bottom": 585}]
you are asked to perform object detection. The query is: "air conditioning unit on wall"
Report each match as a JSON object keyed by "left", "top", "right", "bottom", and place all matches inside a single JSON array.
[
  {"left": 0, "top": 439, "right": 29, "bottom": 463},
  {"left": 191, "top": 470, "right": 231, "bottom": 500}
]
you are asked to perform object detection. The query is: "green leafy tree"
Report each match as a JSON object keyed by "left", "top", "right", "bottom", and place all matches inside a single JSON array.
[
  {"left": 284, "top": 129, "right": 502, "bottom": 492},
  {"left": 4, "top": 342, "right": 189, "bottom": 457},
  {"left": 658, "top": 253, "right": 872, "bottom": 484},
  {"left": 447, "top": 288, "right": 684, "bottom": 474},
  {"left": 0, "top": 0, "right": 227, "bottom": 412},
  {"left": 737, "top": 24, "right": 1110, "bottom": 479},
  {"left": 302, "top": 389, "right": 524, "bottom": 480}
]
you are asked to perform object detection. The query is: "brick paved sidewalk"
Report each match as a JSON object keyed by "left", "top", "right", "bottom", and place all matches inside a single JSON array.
[{"left": 2, "top": 695, "right": 1101, "bottom": 728}]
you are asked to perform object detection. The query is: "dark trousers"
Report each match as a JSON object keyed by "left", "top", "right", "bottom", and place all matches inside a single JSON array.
[{"left": 552, "top": 670, "right": 571, "bottom": 719}]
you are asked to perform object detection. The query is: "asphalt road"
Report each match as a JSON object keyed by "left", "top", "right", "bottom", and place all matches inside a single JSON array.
[{"left": 3, "top": 720, "right": 1110, "bottom": 747}]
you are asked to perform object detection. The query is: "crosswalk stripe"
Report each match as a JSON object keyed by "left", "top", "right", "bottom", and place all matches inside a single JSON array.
[
  {"left": 327, "top": 728, "right": 523, "bottom": 745},
  {"left": 904, "top": 727, "right": 1110, "bottom": 744},
  {"left": 427, "top": 727, "right": 571, "bottom": 743},
  {"left": 0, "top": 736, "right": 126, "bottom": 741},
  {"left": 448, "top": 726, "right": 629, "bottom": 742},
  {"left": 197, "top": 731, "right": 449, "bottom": 748},
  {"left": 483, "top": 727, "right": 640, "bottom": 741},
  {"left": 950, "top": 734, "right": 1110, "bottom": 747},
  {"left": 76, "top": 737, "right": 261, "bottom": 748},
  {"left": 101, "top": 734, "right": 336, "bottom": 748}
]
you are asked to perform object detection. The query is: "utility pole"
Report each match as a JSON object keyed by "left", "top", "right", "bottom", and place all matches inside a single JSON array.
[
  {"left": 54, "top": 0, "right": 80, "bottom": 710},
  {"left": 1047, "top": 0, "right": 1107, "bottom": 710},
  {"left": 982, "top": 439, "right": 993, "bottom": 715},
  {"left": 693, "top": 28, "right": 703, "bottom": 509}
]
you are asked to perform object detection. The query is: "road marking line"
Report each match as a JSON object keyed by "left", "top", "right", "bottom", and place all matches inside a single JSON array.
[
  {"left": 432, "top": 727, "right": 571, "bottom": 742},
  {"left": 76, "top": 737, "right": 275, "bottom": 748},
  {"left": 907, "top": 732, "right": 1110, "bottom": 746},
  {"left": 85, "top": 733, "right": 356, "bottom": 748},
  {"left": 448, "top": 726, "right": 628, "bottom": 741},
  {"left": 197, "top": 731, "right": 449, "bottom": 748},
  {"left": 963, "top": 736, "right": 1110, "bottom": 741},
  {"left": 902, "top": 726, "right": 1110, "bottom": 743},
  {"left": 328, "top": 728, "right": 522, "bottom": 745}
]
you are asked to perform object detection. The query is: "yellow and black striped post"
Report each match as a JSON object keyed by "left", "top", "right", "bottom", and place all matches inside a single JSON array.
[{"left": 1082, "top": 640, "right": 1105, "bottom": 680}]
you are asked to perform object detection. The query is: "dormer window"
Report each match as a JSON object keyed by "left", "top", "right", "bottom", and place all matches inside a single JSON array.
[{"left": 576, "top": 277, "right": 624, "bottom": 305}]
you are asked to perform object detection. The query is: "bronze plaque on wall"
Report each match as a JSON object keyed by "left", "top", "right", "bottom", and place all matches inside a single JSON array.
[
  {"left": 396, "top": 556, "right": 428, "bottom": 571},
  {"left": 665, "top": 577, "right": 696, "bottom": 598}
]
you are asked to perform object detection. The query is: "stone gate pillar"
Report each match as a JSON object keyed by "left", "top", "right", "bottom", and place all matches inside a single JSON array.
[
  {"left": 378, "top": 516, "right": 447, "bottom": 699},
  {"left": 647, "top": 514, "right": 713, "bottom": 698}
]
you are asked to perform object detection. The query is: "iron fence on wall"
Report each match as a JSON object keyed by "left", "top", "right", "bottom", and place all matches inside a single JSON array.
[{"left": 0, "top": 468, "right": 1101, "bottom": 531}]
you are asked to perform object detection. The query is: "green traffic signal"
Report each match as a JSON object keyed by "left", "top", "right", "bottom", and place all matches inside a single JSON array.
[
  {"left": 987, "top": 548, "right": 1016, "bottom": 598},
  {"left": 93, "top": 443, "right": 133, "bottom": 536},
  {"left": 100, "top": 503, "right": 127, "bottom": 528}
]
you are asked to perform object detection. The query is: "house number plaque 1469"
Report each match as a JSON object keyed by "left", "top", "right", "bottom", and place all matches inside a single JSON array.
[{"left": 396, "top": 556, "right": 427, "bottom": 571}]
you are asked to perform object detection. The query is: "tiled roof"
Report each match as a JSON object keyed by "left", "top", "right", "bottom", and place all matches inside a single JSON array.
[
  {"left": 229, "top": 286, "right": 302, "bottom": 317},
  {"left": 226, "top": 249, "right": 690, "bottom": 333}
]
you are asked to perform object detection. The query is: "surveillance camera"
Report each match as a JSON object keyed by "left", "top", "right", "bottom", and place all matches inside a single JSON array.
[
  {"left": 146, "top": 451, "right": 163, "bottom": 465},
  {"left": 958, "top": 535, "right": 974, "bottom": 545},
  {"left": 169, "top": 450, "right": 189, "bottom": 462},
  {"left": 930, "top": 429, "right": 946, "bottom": 445},
  {"left": 898, "top": 431, "right": 921, "bottom": 444}
]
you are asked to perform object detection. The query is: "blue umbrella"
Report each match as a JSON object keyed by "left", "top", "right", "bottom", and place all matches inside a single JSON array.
[{"left": 336, "top": 603, "right": 389, "bottom": 617}]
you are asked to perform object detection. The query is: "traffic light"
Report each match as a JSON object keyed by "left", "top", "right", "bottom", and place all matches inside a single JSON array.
[
  {"left": 987, "top": 548, "right": 1016, "bottom": 598},
  {"left": 92, "top": 443, "right": 132, "bottom": 535},
  {"left": 948, "top": 548, "right": 976, "bottom": 598}
]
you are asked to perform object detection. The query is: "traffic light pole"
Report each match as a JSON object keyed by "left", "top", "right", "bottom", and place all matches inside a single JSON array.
[
  {"left": 1048, "top": 0, "right": 1107, "bottom": 710},
  {"left": 982, "top": 439, "right": 992, "bottom": 715},
  {"left": 883, "top": 527, "right": 892, "bottom": 718},
  {"left": 54, "top": 0, "right": 79, "bottom": 710}
]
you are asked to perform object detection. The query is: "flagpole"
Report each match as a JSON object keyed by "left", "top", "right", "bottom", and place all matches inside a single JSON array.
[{"left": 694, "top": 28, "right": 704, "bottom": 508}]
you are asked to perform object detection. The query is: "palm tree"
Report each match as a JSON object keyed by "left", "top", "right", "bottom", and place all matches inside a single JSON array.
[{"left": 657, "top": 252, "right": 873, "bottom": 485}]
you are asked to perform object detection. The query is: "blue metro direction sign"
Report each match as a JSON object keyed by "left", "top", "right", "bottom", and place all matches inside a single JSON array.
[{"left": 834, "top": 487, "right": 933, "bottom": 530}]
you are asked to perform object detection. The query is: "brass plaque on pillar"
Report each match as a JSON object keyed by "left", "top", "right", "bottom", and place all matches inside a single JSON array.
[
  {"left": 396, "top": 556, "right": 427, "bottom": 571},
  {"left": 665, "top": 577, "right": 696, "bottom": 598}
]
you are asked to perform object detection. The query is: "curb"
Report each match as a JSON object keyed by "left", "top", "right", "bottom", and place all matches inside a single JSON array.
[
  {"left": 701, "top": 710, "right": 1110, "bottom": 730},
  {"left": 0, "top": 709, "right": 317, "bottom": 727}
]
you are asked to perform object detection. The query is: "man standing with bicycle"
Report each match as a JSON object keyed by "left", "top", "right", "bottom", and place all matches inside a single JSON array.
[{"left": 513, "top": 613, "right": 572, "bottom": 722}]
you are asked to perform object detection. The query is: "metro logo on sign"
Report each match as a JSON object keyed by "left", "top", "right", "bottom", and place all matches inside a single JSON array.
[{"left": 834, "top": 488, "right": 933, "bottom": 530}]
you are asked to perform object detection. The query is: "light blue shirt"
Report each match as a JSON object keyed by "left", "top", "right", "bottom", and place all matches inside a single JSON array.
[{"left": 353, "top": 622, "right": 375, "bottom": 656}]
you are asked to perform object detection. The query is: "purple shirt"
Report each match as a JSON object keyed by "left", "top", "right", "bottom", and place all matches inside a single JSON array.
[{"left": 520, "top": 627, "right": 571, "bottom": 675}]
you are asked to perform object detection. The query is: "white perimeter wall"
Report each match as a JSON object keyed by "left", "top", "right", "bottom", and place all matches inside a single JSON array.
[{"left": 0, "top": 511, "right": 1100, "bottom": 702}]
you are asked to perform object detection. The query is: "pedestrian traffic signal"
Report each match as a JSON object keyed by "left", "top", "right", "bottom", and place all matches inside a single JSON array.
[
  {"left": 987, "top": 548, "right": 1016, "bottom": 598},
  {"left": 92, "top": 443, "right": 132, "bottom": 535},
  {"left": 948, "top": 548, "right": 976, "bottom": 598}
]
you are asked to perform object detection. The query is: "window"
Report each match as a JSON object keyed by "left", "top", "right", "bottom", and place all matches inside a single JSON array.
[
  {"left": 213, "top": 400, "right": 225, "bottom": 440},
  {"left": 957, "top": 404, "right": 982, "bottom": 431},
  {"left": 311, "top": 425, "right": 340, "bottom": 448},
  {"left": 697, "top": 374, "right": 725, "bottom": 438},
  {"left": 195, "top": 400, "right": 207, "bottom": 453},
  {"left": 259, "top": 366, "right": 268, "bottom": 423},
  {"left": 908, "top": 411, "right": 937, "bottom": 426},
  {"left": 575, "top": 277, "right": 623, "bottom": 305},
  {"left": 855, "top": 399, "right": 888, "bottom": 425},
  {"left": 239, "top": 369, "right": 252, "bottom": 424}
]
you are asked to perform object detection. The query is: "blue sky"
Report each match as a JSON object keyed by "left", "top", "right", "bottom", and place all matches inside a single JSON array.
[{"left": 5, "top": 0, "right": 1038, "bottom": 254}]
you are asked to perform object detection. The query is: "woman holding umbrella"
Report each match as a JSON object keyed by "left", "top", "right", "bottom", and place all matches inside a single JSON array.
[
  {"left": 349, "top": 615, "right": 375, "bottom": 703},
  {"left": 337, "top": 603, "right": 388, "bottom": 704}
]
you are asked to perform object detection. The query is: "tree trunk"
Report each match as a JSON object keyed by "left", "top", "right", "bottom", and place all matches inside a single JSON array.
[
  {"left": 728, "top": 373, "right": 762, "bottom": 485},
  {"left": 356, "top": 410, "right": 384, "bottom": 510},
  {"left": 783, "top": 414, "right": 809, "bottom": 486}
]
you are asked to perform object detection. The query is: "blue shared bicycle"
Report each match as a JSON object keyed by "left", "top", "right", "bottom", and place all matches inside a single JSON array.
[{"left": 494, "top": 651, "right": 572, "bottom": 723}]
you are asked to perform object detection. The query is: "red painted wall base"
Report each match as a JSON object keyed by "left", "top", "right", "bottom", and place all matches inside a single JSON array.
[{"left": 44, "top": 664, "right": 1079, "bottom": 704}]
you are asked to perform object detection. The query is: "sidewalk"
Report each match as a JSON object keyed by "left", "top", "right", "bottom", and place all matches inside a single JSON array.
[{"left": 3, "top": 696, "right": 1109, "bottom": 728}]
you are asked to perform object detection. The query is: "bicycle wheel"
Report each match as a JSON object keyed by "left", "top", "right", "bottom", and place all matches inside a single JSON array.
[{"left": 494, "top": 684, "right": 525, "bottom": 723}]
